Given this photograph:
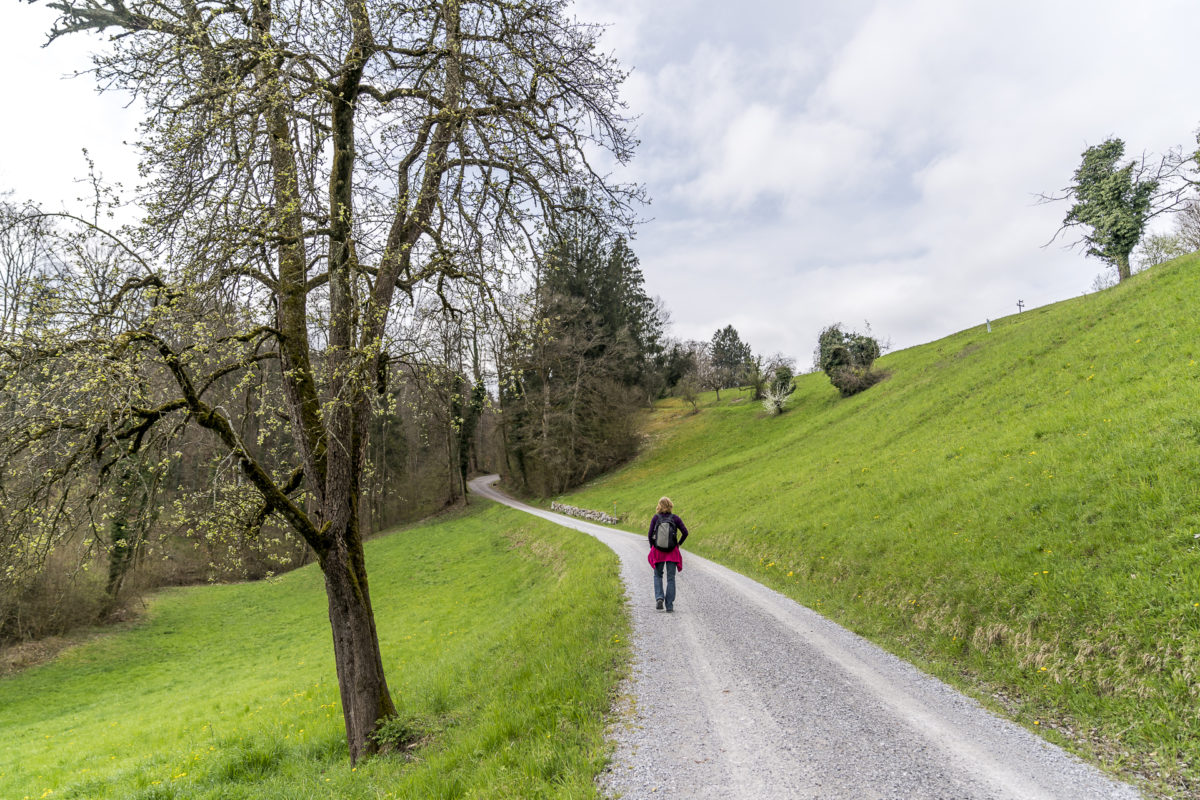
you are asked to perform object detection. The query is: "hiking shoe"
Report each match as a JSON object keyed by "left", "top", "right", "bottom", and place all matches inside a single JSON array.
[
  {"left": 665, "top": 605, "right": 674, "bottom": 613},
  {"left": 656, "top": 598, "right": 664, "bottom": 610}
]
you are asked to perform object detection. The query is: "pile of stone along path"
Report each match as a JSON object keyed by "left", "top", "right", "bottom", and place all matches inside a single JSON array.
[{"left": 550, "top": 502, "right": 619, "bottom": 525}]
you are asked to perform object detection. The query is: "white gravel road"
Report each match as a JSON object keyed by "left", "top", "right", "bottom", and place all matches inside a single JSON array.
[{"left": 469, "top": 476, "right": 1142, "bottom": 800}]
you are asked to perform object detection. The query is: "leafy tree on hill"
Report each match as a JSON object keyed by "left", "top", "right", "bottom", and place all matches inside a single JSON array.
[
  {"left": 815, "top": 323, "right": 885, "bottom": 397},
  {"left": 1046, "top": 138, "right": 1181, "bottom": 282},
  {"left": 665, "top": 339, "right": 708, "bottom": 411},
  {"left": 656, "top": 339, "right": 700, "bottom": 396},
  {"left": 677, "top": 372, "right": 702, "bottom": 413},
  {"left": 744, "top": 355, "right": 769, "bottom": 401},
  {"left": 746, "top": 352, "right": 795, "bottom": 402}
]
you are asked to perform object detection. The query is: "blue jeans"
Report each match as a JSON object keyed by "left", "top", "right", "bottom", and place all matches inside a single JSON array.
[{"left": 654, "top": 561, "right": 677, "bottom": 609}]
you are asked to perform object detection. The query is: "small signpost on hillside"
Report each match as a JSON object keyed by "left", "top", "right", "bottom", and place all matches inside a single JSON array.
[{"left": 1017, "top": 299, "right": 1025, "bottom": 313}]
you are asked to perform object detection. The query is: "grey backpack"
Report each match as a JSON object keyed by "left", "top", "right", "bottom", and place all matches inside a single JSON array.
[{"left": 653, "top": 516, "right": 678, "bottom": 552}]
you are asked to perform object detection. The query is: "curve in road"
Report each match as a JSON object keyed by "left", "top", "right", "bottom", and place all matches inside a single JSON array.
[{"left": 469, "top": 475, "right": 1141, "bottom": 800}]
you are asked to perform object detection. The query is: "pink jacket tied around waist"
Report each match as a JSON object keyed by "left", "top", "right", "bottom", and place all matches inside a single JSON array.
[{"left": 647, "top": 512, "right": 689, "bottom": 572}]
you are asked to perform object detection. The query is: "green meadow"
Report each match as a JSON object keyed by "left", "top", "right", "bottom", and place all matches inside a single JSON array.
[
  {"left": 5, "top": 256, "right": 1200, "bottom": 799},
  {"left": 0, "top": 504, "right": 626, "bottom": 800},
  {"left": 566, "top": 255, "right": 1200, "bottom": 796}
]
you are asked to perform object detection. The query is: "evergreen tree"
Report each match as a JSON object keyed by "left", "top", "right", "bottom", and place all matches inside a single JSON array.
[
  {"left": 501, "top": 204, "right": 661, "bottom": 495},
  {"left": 710, "top": 325, "right": 752, "bottom": 397},
  {"left": 541, "top": 203, "right": 662, "bottom": 389}
]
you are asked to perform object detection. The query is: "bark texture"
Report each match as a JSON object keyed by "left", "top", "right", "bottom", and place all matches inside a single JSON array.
[{"left": 320, "top": 532, "right": 397, "bottom": 761}]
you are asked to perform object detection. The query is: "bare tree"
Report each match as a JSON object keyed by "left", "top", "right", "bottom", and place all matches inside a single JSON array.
[
  {"left": 0, "top": 198, "right": 53, "bottom": 342},
  {"left": 676, "top": 371, "right": 701, "bottom": 414},
  {"left": 1169, "top": 198, "right": 1200, "bottom": 251},
  {"left": 20, "top": 0, "right": 638, "bottom": 760},
  {"left": 1133, "top": 231, "right": 1190, "bottom": 273}
]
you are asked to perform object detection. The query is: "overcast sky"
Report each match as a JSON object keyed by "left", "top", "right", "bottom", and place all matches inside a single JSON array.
[{"left": 5, "top": 1, "right": 1200, "bottom": 358}]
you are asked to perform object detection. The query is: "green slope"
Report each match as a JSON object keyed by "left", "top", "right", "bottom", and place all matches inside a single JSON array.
[
  {"left": 566, "top": 255, "right": 1200, "bottom": 796},
  {"left": 0, "top": 504, "right": 626, "bottom": 800}
]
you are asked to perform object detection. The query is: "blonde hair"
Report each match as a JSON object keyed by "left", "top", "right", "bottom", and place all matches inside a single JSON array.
[{"left": 656, "top": 496, "right": 673, "bottom": 515}]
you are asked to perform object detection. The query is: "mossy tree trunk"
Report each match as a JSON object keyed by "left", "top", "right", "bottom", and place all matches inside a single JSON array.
[{"left": 1115, "top": 252, "right": 1132, "bottom": 283}]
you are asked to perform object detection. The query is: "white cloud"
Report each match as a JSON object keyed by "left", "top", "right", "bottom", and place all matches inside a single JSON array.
[
  {"left": 0, "top": 6, "right": 142, "bottom": 209},
  {"left": 680, "top": 104, "right": 879, "bottom": 210},
  {"left": 5, "top": 0, "right": 1200, "bottom": 360},
  {"left": 624, "top": 0, "right": 1200, "bottom": 357}
]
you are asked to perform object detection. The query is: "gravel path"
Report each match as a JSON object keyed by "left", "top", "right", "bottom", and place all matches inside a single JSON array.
[{"left": 469, "top": 476, "right": 1142, "bottom": 800}]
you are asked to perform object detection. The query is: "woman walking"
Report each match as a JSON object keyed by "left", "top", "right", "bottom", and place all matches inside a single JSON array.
[{"left": 648, "top": 496, "right": 689, "bottom": 612}]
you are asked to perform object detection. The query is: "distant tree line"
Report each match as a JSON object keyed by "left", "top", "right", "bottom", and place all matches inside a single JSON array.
[
  {"left": 657, "top": 324, "right": 805, "bottom": 415},
  {"left": 0, "top": 188, "right": 691, "bottom": 643},
  {"left": 0, "top": 196, "right": 512, "bottom": 646}
]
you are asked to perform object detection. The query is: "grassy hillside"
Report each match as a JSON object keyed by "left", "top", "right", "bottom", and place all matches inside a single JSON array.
[
  {"left": 0, "top": 503, "right": 626, "bottom": 800},
  {"left": 566, "top": 255, "right": 1200, "bottom": 797}
]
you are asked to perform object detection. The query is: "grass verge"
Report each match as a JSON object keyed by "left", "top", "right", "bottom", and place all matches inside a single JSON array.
[{"left": 0, "top": 502, "right": 627, "bottom": 800}]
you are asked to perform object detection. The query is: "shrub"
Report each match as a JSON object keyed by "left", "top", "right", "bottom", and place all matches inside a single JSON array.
[
  {"left": 763, "top": 366, "right": 796, "bottom": 415},
  {"left": 815, "top": 323, "right": 885, "bottom": 397},
  {"left": 745, "top": 357, "right": 769, "bottom": 401},
  {"left": 371, "top": 712, "right": 446, "bottom": 759},
  {"left": 0, "top": 555, "right": 109, "bottom": 645},
  {"left": 829, "top": 364, "right": 885, "bottom": 395}
]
